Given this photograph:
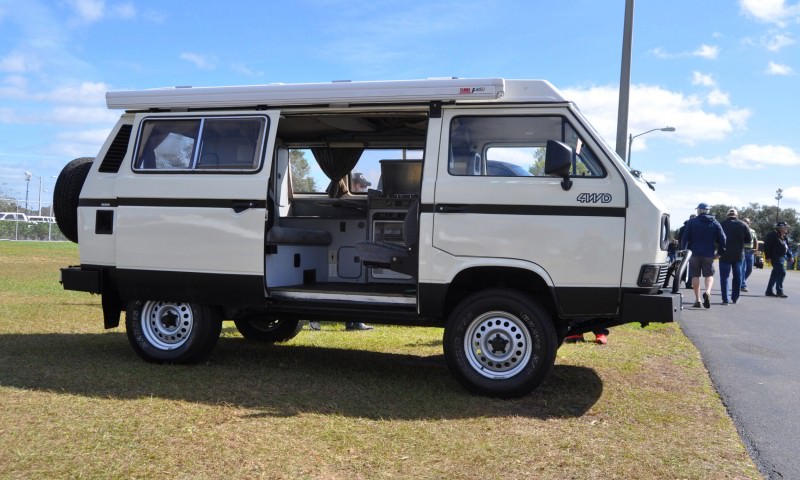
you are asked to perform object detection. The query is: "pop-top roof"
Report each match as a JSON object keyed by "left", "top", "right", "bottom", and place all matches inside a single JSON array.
[{"left": 105, "top": 78, "right": 567, "bottom": 110}]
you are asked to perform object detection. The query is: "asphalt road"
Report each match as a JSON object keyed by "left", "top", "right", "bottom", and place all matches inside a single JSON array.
[{"left": 677, "top": 265, "right": 800, "bottom": 479}]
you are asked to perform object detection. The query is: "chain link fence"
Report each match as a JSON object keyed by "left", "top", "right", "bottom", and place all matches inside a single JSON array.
[{"left": 0, "top": 220, "right": 68, "bottom": 241}]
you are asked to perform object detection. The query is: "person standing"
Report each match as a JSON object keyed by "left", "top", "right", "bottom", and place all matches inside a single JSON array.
[
  {"left": 739, "top": 218, "right": 758, "bottom": 292},
  {"left": 764, "top": 221, "right": 792, "bottom": 298},
  {"left": 718, "top": 209, "right": 752, "bottom": 304},
  {"left": 681, "top": 203, "right": 726, "bottom": 309}
]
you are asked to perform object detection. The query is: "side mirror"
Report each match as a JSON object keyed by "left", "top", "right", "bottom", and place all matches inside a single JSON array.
[{"left": 544, "top": 140, "right": 573, "bottom": 191}]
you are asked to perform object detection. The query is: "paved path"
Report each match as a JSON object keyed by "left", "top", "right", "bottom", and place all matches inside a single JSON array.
[{"left": 677, "top": 266, "right": 800, "bottom": 479}]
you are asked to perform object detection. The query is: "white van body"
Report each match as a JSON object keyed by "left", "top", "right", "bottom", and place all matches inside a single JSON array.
[{"left": 58, "top": 78, "right": 684, "bottom": 397}]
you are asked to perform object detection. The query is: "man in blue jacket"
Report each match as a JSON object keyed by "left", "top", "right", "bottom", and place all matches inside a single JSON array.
[
  {"left": 764, "top": 221, "right": 792, "bottom": 298},
  {"left": 681, "top": 203, "right": 727, "bottom": 308}
]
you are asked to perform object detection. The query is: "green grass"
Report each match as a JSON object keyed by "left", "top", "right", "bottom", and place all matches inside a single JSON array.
[{"left": 0, "top": 241, "right": 759, "bottom": 479}]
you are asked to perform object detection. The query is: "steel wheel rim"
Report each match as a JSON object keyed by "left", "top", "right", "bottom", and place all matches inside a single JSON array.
[
  {"left": 141, "top": 301, "right": 193, "bottom": 350},
  {"left": 464, "top": 310, "right": 532, "bottom": 379},
  {"left": 249, "top": 318, "right": 281, "bottom": 332}
]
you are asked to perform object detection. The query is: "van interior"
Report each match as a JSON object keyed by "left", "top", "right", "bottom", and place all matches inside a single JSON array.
[{"left": 263, "top": 111, "right": 429, "bottom": 307}]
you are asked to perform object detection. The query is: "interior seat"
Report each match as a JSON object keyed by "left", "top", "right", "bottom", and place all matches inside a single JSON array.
[{"left": 356, "top": 199, "right": 419, "bottom": 276}]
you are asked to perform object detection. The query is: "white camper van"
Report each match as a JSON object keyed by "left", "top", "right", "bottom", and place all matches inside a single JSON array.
[{"left": 56, "top": 78, "right": 684, "bottom": 397}]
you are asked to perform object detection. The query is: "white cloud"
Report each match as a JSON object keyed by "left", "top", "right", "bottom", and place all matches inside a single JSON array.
[
  {"left": 67, "top": 0, "right": 136, "bottom": 23},
  {"left": 37, "top": 82, "right": 109, "bottom": 105},
  {"left": 49, "top": 106, "right": 118, "bottom": 125},
  {"left": 707, "top": 89, "right": 731, "bottom": 106},
  {"left": 111, "top": 2, "right": 136, "bottom": 19},
  {"left": 56, "top": 128, "right": 112, "bottom": 144},
  {"left": 764, "top": 32, "right": 795, "bottom": 51},
  {"left": 563, "top": 84, "right": 750, "bottom": 148},
  {"left": 651, "top": 44, "right": 720, "bottom": 60},
  {"left": 69, "top": 0, "right": 105, "bottom": 23},
  {"left": 693, "top": 44, "right": 720, "bottom": 59},
  {"left": 783, "top": 186, "right": 800, "bottom": 203},
  {"left": 740, "top": 0, "right": 800, "bottom": 26},
  {"left": 0, "top": 75, "right": 28, "bottom": 98},
  {"left": 0, "top": 52, "right": 40, "bottom": 73},
  {"left": 766, "top": 61, "right": 793, "bottom": 75},
  {"left": 679, "top": 144, "right": 800, "bottom": 169},
  {"left": 180, "top": 52, "right": 218, "bottom": 70},
  {"left": 692, "top": 72, "right": 716, "bottom": 87}
]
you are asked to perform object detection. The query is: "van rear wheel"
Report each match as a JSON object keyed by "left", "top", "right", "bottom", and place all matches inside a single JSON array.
[
  {"left": 233, "top": 316, "right": 302, "bottom": 343},
  {"left": 126, "top": 300, "right": 221, "bottom": 363},
  {"left": 443, "top": 288, "right": 557, "bottom": 398}
]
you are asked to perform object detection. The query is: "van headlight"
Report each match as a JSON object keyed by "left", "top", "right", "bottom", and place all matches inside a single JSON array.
[{"left": 637, "top": 264, "right": 664, "bottom": 287}]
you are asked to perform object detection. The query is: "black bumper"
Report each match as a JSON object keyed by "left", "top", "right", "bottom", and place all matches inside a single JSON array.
[
  {"left": 620, "top": 290, "right": 682, "bottom": 324},
  {"left": 61, "top": 266, "right": 102, "bottom": 293}
]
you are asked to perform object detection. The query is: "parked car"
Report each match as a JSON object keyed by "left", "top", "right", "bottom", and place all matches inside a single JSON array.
[
  {"left": 0, "top": 212, "right": 29, "bottom": 222},
  {"left": 28, "top": 215, "right": 56, "bottom": 224}
]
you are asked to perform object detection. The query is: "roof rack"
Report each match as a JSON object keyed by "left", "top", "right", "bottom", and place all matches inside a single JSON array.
[{"left": 106, "top": 78, "right": 566, "bottom": 110}]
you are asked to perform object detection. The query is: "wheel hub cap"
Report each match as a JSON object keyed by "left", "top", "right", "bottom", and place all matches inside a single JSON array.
[
  {"left": 140, "top": 301, "right": 194, "bottom": 350},
  {"left": 464, "top": 311, "right": 532, "bottom": 379}
]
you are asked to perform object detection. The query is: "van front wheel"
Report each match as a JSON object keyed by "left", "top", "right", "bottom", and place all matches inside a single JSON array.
[
  {"left": 443, "top": 289, "right": 557, "bottom": 398},
  {"left": 126, "top": 300, "right": 222, "bottom": 363}
]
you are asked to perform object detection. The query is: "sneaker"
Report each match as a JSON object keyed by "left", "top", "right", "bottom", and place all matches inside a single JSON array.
[
  {"left": 721, "top": 301, "right": 729, "bottom": 305},
  {"left": 740, "top": 287, "right": 748, "bottom": 292},
  {"left": 732, "top": 299, "right": 739, "bottom": 304},
  {"left": 777, "top": 293, "right": 788, "bottom": 298},
  {"left": 594, "top": 334, "right": 608, "bottom": 345},
  {"left": 565, "top": 334, "right": 585, "bottom": 343},
  {"left": 692, "top": 301, "right": 702, "bottom": 308},
  {"left": 345, "top": 322, "right": 373, "bottom": 331},
  {"left": 766, "top": 291, "right": 776, "bottom": 297},
  {"left": 702, "top": 292, "right": 711, "bottom": 309}
]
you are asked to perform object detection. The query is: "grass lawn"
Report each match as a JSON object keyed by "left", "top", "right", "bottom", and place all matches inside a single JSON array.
[{"left": 0, "top": 241, "right": 759, "bottom": 479}]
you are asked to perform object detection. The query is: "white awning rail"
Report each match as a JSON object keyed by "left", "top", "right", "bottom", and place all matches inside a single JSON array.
[{"left": 106, "top": 78, "right": 566, "bottom": 110}]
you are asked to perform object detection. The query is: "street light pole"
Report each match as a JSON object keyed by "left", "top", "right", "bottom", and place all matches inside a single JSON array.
[
  {"left": 615, "top": 0, "right": 635, "bottom": 160},
  {"left": 627, "top": 126, "right": 676, "bottom": 166},
  {"left": 775, "top": 188, "right": 783, "bottom": 223},
  {"left": 24, "top": 171, "right": 32, "bottom": 211}
]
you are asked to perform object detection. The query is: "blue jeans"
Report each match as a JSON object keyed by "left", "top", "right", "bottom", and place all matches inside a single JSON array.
[
  {"left": 767, "top": 257, "right": 787, "bottom": 294},
  {"left": 741, "top": 250, "right": 754, "bottom": 289},
  {"left": 719, "top": 259, "right": 743, "bottom": 302}
]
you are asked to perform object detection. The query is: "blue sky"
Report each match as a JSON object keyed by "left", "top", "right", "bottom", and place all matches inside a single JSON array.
[{"left": 1, "top": 0, "right": 799, "bottom": 219}]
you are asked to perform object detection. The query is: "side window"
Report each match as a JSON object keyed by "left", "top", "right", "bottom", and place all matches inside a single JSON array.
[
  {"left": 134, "top": 117, "right": 265, "bottom": 171},
  {"left": 448, "top": 116, "right": 605, "bottom": 177},
  {"left": 135, "top": 120, "right": 199, "bottom": 170}
]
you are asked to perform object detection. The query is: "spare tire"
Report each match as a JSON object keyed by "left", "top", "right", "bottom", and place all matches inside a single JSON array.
[{"left": 54, "top": 157, "right": 93, "bottom": 243}]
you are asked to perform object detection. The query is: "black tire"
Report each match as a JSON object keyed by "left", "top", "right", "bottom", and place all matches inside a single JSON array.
[
  {"left": 126, "top": 300, "right": 222, "bottom": 363},
  {"left": 233, "top": 315, "right": 302, "bottom": 343},
  {"left": 443, "top": 288, "right": 557, "bottom": 398},
  {"left": 53, "top": 157, "right": 93, "bottom": 243}
]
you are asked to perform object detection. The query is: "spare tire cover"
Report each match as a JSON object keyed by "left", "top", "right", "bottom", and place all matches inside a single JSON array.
[{"left": 53, "top": 157, "right": 93, "bottom": 243}]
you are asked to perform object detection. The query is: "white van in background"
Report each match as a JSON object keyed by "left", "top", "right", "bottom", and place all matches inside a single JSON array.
[
  {"left": 56, "top": 78, "right": 685, "bottom": 397},
  {"left": 0, "top": 212, "right": 29, "bottom": 222}
]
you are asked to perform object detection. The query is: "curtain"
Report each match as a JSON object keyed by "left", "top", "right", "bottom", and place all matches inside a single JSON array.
[{"left": 311, "top": 147, "right": 363, "bottom": 197}]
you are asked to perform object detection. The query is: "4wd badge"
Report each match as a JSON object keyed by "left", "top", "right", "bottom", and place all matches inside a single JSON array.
[{"left": 576, "top": 193, "right": 612, "bottom": 204}]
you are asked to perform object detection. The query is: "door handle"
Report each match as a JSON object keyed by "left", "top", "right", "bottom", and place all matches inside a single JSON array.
[
  {"left": 437, "top": 204, "right": 467, "bottom": 213},
  {"left": 232, "top": 200, "right": 257, "bottom": 213}
]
